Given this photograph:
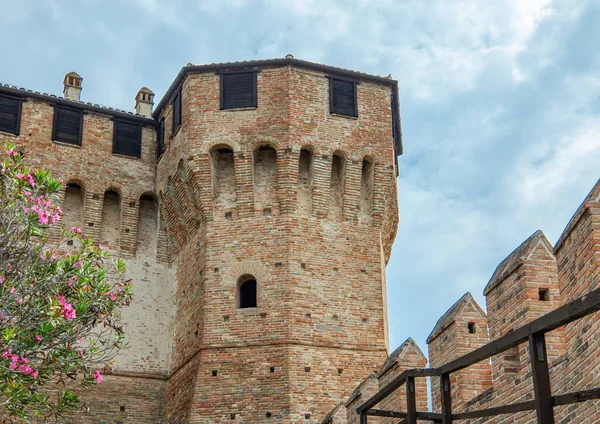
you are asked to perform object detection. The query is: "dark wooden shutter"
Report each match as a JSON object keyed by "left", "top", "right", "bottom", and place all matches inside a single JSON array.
[
  {"left": 156, "top": 118, "right": 165, "bottom": 158},
  {"left": 52, "top": 106, "right": 83, "bottom": 145},
  {"left": 171, "top": 89, "right": 181, "bottom": 135},
  {"left": 113, "top": 120, "right": 142, "bottom": 158},
  {"left": 330, "top": 78, "right": 357, "bottom": 117},
  {"left": 0, "top": 94, "right": 22, "bottom": 135},
  {"left": 221, "top": 72, "right": 257, "bottom": 110}
]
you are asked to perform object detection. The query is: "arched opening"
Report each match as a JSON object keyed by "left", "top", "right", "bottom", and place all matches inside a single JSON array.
[
  {"left": 253, "top": 145, "right": 278, "bottom": 214},
  {"left": 238, "top": 275, "right": 257, "bottom": 309},
  {"left": 62, "top": 183, "right": 85, "bottom": 231},
  {"left": 297, "top": 148, "right": 314, "bottom": 214},
  {"left": 359, "top": 157, "right": 374, "bottom": 220},
  {"left": 210, "top": 146, "right": 237, "bottom": 213},
  {"left": 100, "top": 189, "right": 121, "bottom": 249},
  {"left": 329, "top": 152, "right": 345, "bottom": 220},
  {"left": 136, "top": 194, "right": 158, "bottom": 256}
]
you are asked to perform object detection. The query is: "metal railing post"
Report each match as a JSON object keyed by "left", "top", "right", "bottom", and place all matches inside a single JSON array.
[
  {"left": 359, "top": 410, "right": 367, "bottom": 424},
  {"left": 406, "top": 376, "right": 417, "bottom": 424},
  {"left": 529, "top": 332, "right": 555, "bottom": 424},
  {"left": 441, "top": 373, "right": 453, "bottom": 424}
]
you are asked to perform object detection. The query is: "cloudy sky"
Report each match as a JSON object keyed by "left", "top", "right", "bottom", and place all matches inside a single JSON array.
[{"left": 1, "top": 0, "right": 599, "bottom": 357}]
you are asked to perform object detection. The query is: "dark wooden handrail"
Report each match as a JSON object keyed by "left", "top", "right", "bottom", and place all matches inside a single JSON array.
[{"left": 356, "top": 287, "right": 600, "bottom": 423}]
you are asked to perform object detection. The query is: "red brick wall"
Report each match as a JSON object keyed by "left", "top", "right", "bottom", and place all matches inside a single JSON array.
[
  {"left": 154, "top": 65, "right": 399, "bottom": 422},
  {"left": 427, "top": 297, "right": 492, "bottom": 413}
]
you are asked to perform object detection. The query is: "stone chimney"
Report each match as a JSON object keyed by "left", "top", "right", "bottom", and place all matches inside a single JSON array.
[
  {"left": 135, "top": 87, "right": 155, "bottom": 117},
  {"left": 63, "top": 72, "right": 83, "bottom": 101}
]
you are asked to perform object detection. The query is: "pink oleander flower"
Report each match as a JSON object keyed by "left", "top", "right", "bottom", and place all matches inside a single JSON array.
[
  {"left": 16, "top": 173, "right": 24, "bottom": 179},
  {"left": 98, "top": 244, "right": 104, "bottom": 250},
  {"left": 9, "top": 287, "right": 15, "bottom": 294},
  {"left": 62, "top": 303, "right": 76, "bottom": 320},
  {"left": 93, "top": 370, "right": 103, "bottom": 384},
  {"left": 73, "top": 259, "right": 83, "bottom": 269},
  {"left": 16, "top": 298, "right": 22, "bottom": 304},
  {"left": 71, "top": 226, "right": 82, "bottom": 234},
  {"left": 38, "top": 211, "right": 49, "bottom": 225},
  {"left": 26, "top": 174, "right": 36, "bottom": 186},
  {"left": 0, "top": 275, "right": 4, "bottom": 283},
  {"left": 51, "top": 213, "right": 61, "bottom": 223},
  {"left": 77, "top": 337, "right": 82, "bottom": 344},
  {"left": 59, "top": 177, "right": 64, "bottom": 183},
  {"left": 67, "top": 275, "right": 77, "bottom": 286},
  {"left": 5, "top": 149, "right": 17, "bottom": 156},
  {"left": 35, "top": 334, "right": 42, "bottom": 342}
]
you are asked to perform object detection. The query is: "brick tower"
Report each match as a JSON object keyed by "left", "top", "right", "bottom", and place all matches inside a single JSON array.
[
  {"left": 0, "top": 57, "right": 401, "bottom": 423},
  {"left": 153, "top": 58, "right": 401, "bottom": 422}
]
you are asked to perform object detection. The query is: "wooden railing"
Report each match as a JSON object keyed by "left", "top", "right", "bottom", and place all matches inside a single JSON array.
[{"left": 356, "top": 287, "right": 600, "bottom": 424}]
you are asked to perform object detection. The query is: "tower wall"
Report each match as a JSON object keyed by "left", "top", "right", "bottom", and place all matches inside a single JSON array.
[{"left": 155, "top": 65, "right": 398, "bottom": 422}]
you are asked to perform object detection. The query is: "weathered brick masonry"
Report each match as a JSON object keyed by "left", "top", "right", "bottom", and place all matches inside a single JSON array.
[{"left": 0, "top": 57, "right": 402, "bottom": 423}]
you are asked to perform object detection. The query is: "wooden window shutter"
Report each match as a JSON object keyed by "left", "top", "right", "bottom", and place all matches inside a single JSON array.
[
  {"left": 329, "top": 78, "right": 357, "bottom": 118},
  {"left": 156, "top": 118, "right": 165, "bottom": 158},
  {"left": 221, "top": 71, "right": 257, "bottom": 110},
  {"left": 171, "top": 88, "right": 182, "bottom": 135},
  {"left": 52, "top": 106, "right": 83, "bottom": 146},
  {"left": 0, "top": 94, "right": 23, "bottom": 136},
  {"left": 113, "top": 120, "right": 142, "bottom": 158}
]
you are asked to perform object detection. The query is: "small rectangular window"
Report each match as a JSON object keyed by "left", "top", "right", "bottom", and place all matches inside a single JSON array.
[
  {"left": 113, "top": 120, "right": 142, "bottom": 158},
  {"left": 52, "top": 106, "right": 83, "bottom": 146},
  {"left": 156, "top": 118, "right": 165, "bottom": 158},
  {"left": 171, "top": 88, "right": 182, "bottom": 135},
  {"left": 0, "top": 94, "right": 23, "bottom": 135},
  {"left": 329, "top": 77, "right": 357, "bottom": 117},
  {"left": 220, "top": 71, "right": 257, "bottom": 110}
]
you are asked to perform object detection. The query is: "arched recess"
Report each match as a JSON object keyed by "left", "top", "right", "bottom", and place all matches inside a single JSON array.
[
  {"left": 210, "top": 145, "right": 237, "bottom": 213},
  {"left": 100, "top": 189, "right": 122, "bottom": 249},
  {"left": 329, "top": 151, "right": 346, "bottom": 220},
  {"left": 359, "top": 157, "right": 375, "bottom": 220},
  {"left": 297, "top": 147, "right": 314, "bottom": 214},
  {"left": 223, "top": 261, "right": 270, "bottom": 309},
  {"left": 136, "top": 193, "right": 158, "bottom": 257},
  {"left": 62, "top": 183, "right": 85, "bottom": 231},
  {"left": 253, "top": 145, "right": 279, "bottom": 214},
  {"left": 238, "top": 275, "right": 257, "bottom": 309}
]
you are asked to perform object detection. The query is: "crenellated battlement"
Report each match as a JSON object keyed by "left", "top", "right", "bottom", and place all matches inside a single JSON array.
[{"left": 328, "top": 178, "right": 600, "bottom": 424}]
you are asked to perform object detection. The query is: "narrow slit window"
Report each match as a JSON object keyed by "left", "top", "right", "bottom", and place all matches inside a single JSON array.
[
  {"left": 113, "top": 120, "right": 142, "bottom": 158},
  {"left": 221, "top": 71, "right": 257, "bottom": 110},
  {"left": 52, "top": 106, "right": 83, "bottom": 146},
  {"left": 238, "top": 276, "right": 257, "bottom": 309},
  {"left": 0, "top": 94, "right": 23, "bottom": 135},
  {"left": 539, "top": 288, "right": 550, "bottom": 301},
  {"left": 468, "top": 322, "right": 476, "bottom": 334},
  {"left": 329, "top": 77, "right": 357, "bottom": 117}
]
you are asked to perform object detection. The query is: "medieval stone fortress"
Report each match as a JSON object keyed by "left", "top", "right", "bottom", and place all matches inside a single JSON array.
[{"left": 0, "top": 57, "right": 598, "bottom": 423}]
